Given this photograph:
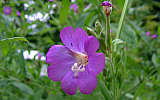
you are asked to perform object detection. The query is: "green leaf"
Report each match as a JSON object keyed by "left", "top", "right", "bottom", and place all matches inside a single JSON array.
[
  {"left": 0, "top": 80, "right": 9, "bottom": 88},
  {"left": 84, "top": 12, "right": 96, "bottom": 26},
  {"left": 116, "top": 0, "right": 129, "bottom": 39},
  {"left": 120, "top": 24, "right": 137, "bottom": 48},
  {"left": 152, "top": 54, "right": 160, "bottom": 67},
  {"left": 98, "top": 77, "right": 112, "bottom": 100},
  {"left": 47, "top": 94, "right": 64, "bottom": 100},
  {"left": 133, "top": 81, "right": 146, "bottom": 100},
  {"left": 116, "top": 0, "right": 125, "bottom": 8},
  {"left": 0, "top": 37, "right": 28, "bottom": 44},
  {"left": 1, "top": 43, "right": 9, "bottom": 56},
  {"left": 158, "top": 26, "right": 160, "bottom": 34},
  {"left": 12, "top": 82, "right": 34, "bottom": 95},
  {"left": 59, "top": 0, "right": 70, "bottom": 24}
]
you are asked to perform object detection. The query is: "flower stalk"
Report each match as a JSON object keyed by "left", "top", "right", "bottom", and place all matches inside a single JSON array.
[
  {"left": 106, "top": 15, "right": 112, "bottom": 55},
  {"left": 102, "top": 1, "right": 112, "bottom": 56}
]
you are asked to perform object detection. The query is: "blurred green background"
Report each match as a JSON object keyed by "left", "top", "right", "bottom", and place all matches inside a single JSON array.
[{"left": 0, "top": 0, "right": 160, "bottom": 100}]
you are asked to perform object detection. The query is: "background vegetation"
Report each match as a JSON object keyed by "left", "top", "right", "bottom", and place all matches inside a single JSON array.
[{"left": 0, "top": 0, "right": 160, "bottom": 100}]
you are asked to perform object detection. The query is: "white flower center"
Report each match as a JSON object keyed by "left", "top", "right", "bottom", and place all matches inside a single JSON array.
[{"left": 71, "top": 52, "right": 88, "bottom": 77}]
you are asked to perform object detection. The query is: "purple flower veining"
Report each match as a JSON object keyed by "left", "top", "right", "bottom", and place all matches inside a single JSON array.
[
  {"left": 70, "top": 4, "right": 78, "bottom": 12},
  {"left": 46, "top": 27, "right": 105, "bottom": 95},
  {"left": 16, "top": 11, "right": 21, "bottom": 16},
  {"left": 146, "top": 32, "right": 151, "bottom": 37},
  {"left": 152, "top": 34, "right": 158, "bottom": 39},
  {"left": 3, "top": 6, "right": 12, "bottom": 15}
]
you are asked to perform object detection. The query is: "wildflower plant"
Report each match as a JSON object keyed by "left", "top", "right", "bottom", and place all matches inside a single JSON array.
[
  {"left": 46, "top": 0, "right": 129, "bottom": 99},
  {"left": 0, "top": 0, "right": 160, "bottom": 100}
]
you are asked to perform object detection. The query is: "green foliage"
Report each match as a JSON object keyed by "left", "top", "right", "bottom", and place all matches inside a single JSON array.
[
  {"left": 59, "top": 0, "right": 70, "bottom": 24},
  {"left": 0, "top": 0, "right": 160, "bottom": 100}
]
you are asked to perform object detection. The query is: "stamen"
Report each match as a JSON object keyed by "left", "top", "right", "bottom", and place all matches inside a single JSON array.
[
  {"left": 71, "top": 63, "right": 86, "bottom": 77},
  {"left": 71, "top": 52, "right": 88, "bottom": 77}
]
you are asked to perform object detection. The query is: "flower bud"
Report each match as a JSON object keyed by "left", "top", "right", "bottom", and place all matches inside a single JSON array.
[{"left": 101, "top": 1, "right": 112, "bottom": 16}]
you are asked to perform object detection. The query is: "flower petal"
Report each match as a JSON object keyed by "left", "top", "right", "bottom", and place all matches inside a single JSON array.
[
  {"left": 60, "top": 27, "right": 88, "bottom": 52},
  {"left": 47, "top": 62, "right": 74, "bottom": 81},
  {"left": 61, "top": 71, "right": 78, "bottom": 95},
  {"left": 88, "top": 53, "right": 105, "bottom": 75},
  {"left": 46, "top": 45, "right": 75, "bottom": 81},
  {"left": 46, "top": 45, "right": 75, "bottom": 64},
  {"left": 85, "top": 36, "right": 99, "bottom": 56},
  {"left": 78, "top": 69, "right": 97, "bottom": 94}
]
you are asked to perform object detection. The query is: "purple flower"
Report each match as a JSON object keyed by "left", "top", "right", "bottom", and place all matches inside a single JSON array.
[
  {"left": 46, "top": 27, "right": 105, "bottom": 95},
  {"left": 38, "top": 53, "right": 42, "bottom": 60},
  {"left": 3, "top": 6, "right": 12, "bottom": 15},
  {"left": 16, "top": 11, "right": 21, "bottom": 16},
  {"left": 49, "top": 0, "right": 53, "bottom": 2},
  {"left": 70, "top": 4, "right": 78, "bottom": 12},
  {"left": 101, "top": 1, "right": 112, "bottom": 7},
  {"left": 146, "top": 32, "right": 151, "bottom": 37},
  {"left": 152, "top": 34, "right": 158, "bottom": 39}
]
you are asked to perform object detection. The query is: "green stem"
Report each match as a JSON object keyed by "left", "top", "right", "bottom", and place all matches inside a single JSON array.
[
  {"left": 105, "top": 15, "right": 112, "bottom": 55},
  {"left": 116, "top": 0, "right": 129, "bottom": 39}
]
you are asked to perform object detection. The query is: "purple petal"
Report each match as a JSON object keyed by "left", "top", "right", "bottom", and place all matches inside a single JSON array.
[
  {"left": 70, "top": 4, "right": 78, "bottom": 12},
  {"left": 101, "top": 1, "right": 112, "bottom": 7},
  {"left": 85, "top": 36, "right": 99, "bottom": 56},
  {"left": 16, "top": 11, "right": 21, "bottom": 16},
  {"left": 61, "top": 71, "right": 78, "bottom": 95},
  {"left": 37, "top": 53, "right": 42, "bottom": 60},
  {"left": 152, "top": 34, "right": 158, "bottom": 39},
  {"left": 4, "top": 6, "right": 12, "bottom": 15},
  {"left": 146, "top": 32, "right": 151, "bottom": 37},
  {"left": 87, "top": 53, "right": 105, "bottom": 75},
  {"left": 49, "top": 0, "right": 53, "bottom": 2},
  {"left": 78, "top": 69, "right": 97, "bottom": 94},
  {"left": 46, "top": 45, "right": 75, "bottom": 81},
  {"left": 47, "top": 62, "right": 74, "bottom": 81},
  {"left": 60, "top": 27, "right": 88, "bottom": 52},
  {"left": 46, "top": 45, "right": 75, "bottom": 64}
]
